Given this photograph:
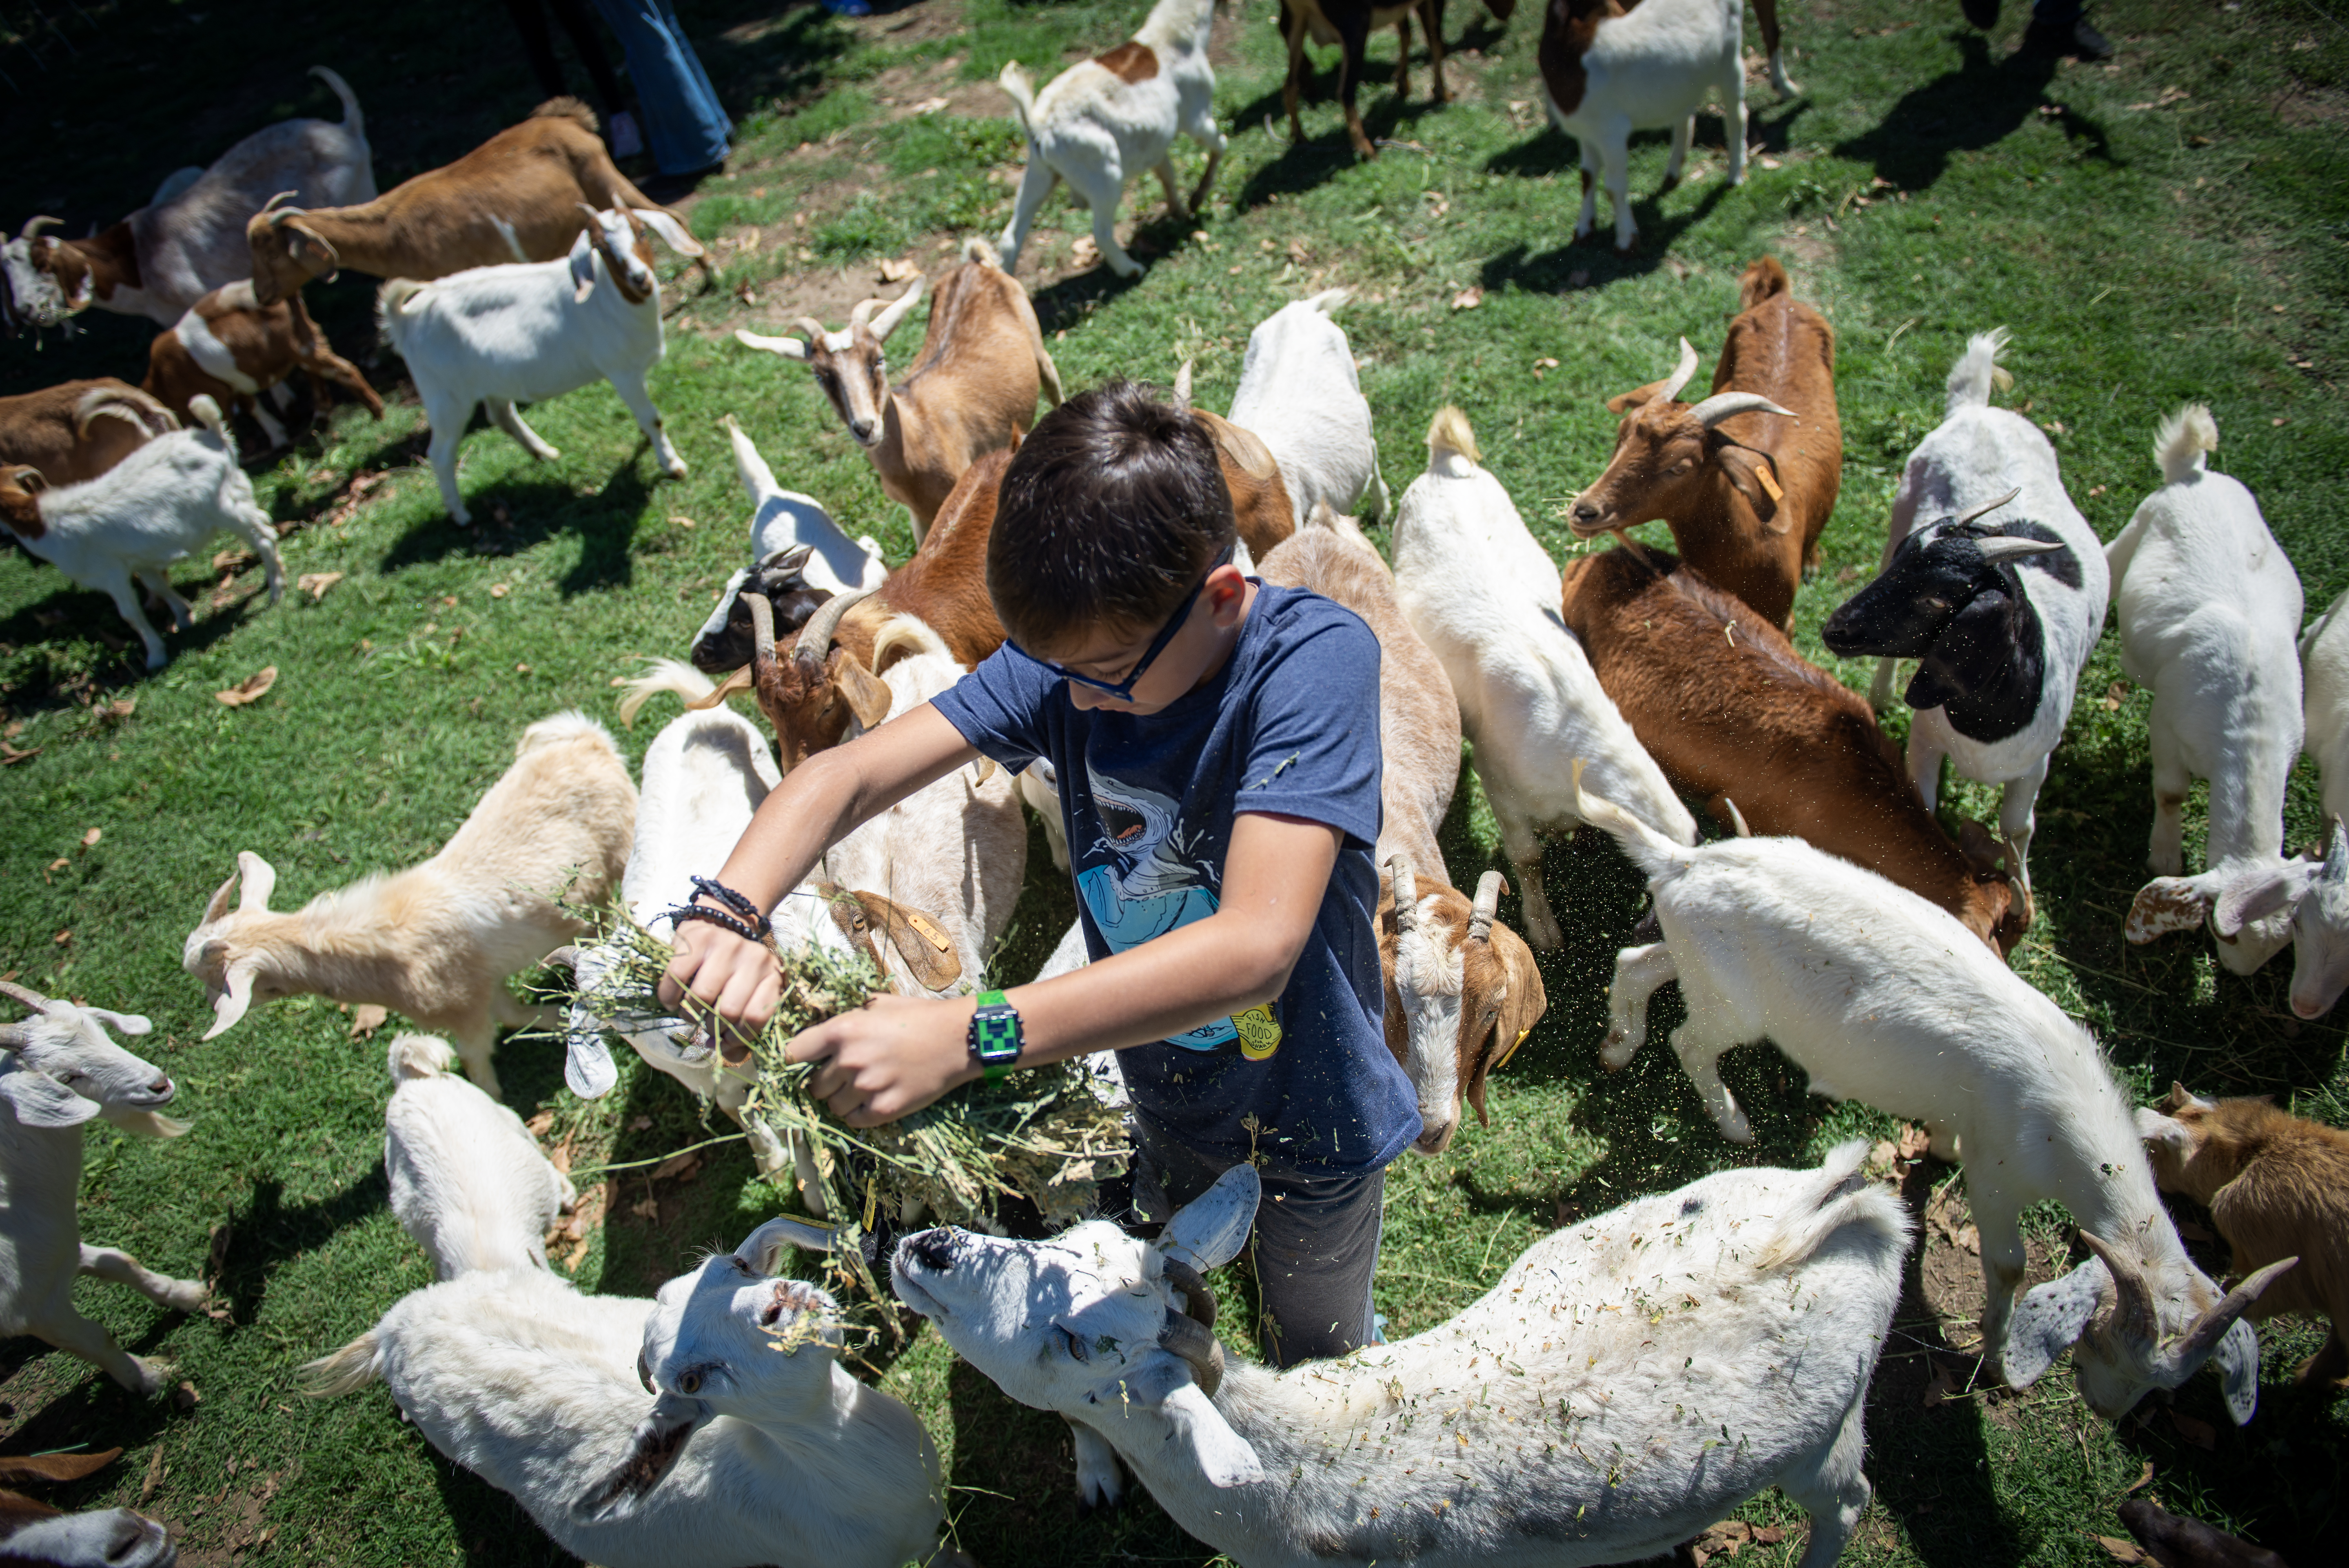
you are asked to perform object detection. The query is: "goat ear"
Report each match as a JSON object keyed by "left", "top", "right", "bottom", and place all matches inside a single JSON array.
[
  {"left": 577, "top": 1392, "right": 710, "bottom": 1519},
  {"left": 734, "top": 329, "right": 812, "bottom": 362},
  {"left": 286, "top": 221, "right": 339, "bottom": 281},
  {"left": 630, "top": 208, "right": 703, "bottom": 257},
  {"left": 1158, "top": 1162, "right": 1259, "bottom": 1273},
  {"left": 2003, "top": 1256, "right": 2105, "bottom": 1390},
  {"left": 1717, "top": 448, "right": 1790, "bottom": 533},
  {"left": 563, "top": 1007, "right": 620, "bottom": 1099},
  {"left": 735, "top": 1216, "right": 837, "bottom": 1273},
  {"left": 2211, "top": 864, "right": 2304, "bottom": 937},
  {"left": 2125, "top": 876, "right": 2216, "bottom": 944},
  {"left": 235, "top": 850, "right": 277, "bottom": 911},
  {"left": 81, "top": 1007, "right": 151, "bottom": 1037},
  {"left": 1086, "top": 1357, "right": 1266, "bottom": 1487},
  {"left": 2133, "top": 1107, "right": 2193, "bottom": 1160},
  {"left": 834, "top": 654, "right": 894, "bottom": 731},
  {"left": 203, "top": 866, "right": 240, "bottom": 923},
  {"left": 2210, "top": 1311, "right": 2265, "bottom": 1426},
  {"left": 567, "top": 228, "right": 598, "bottom": 304},
  {"left": 202, "top": 960, "right": 258, "bottom": 1040},
  {"left": 0, "top": 1069, "right": 101, "bottom": 1129}
]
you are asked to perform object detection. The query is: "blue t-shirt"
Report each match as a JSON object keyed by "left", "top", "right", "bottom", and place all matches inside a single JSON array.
[{"left": 931, "top": 582, "right": 1420, "bottom": 1177}]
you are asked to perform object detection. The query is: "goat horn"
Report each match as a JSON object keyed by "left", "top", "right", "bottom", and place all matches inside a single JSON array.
[
  {"left": 2172, "top": 1256, "right": 2300, "bottom": 1366},
  {"left": 258, "top": 191, "right": 302, "bottom": 215},
  {"left": 1158, "top": 1306, "right": 1226, "bottom": 1397},
  {"left": 1162, "top": 1256, "right": 1217, "bottom": 1331},
  {"left": 1173, "top": 359, "right": 1193, "bottom": 412},
  {"left": 1388, "top": 854, "right": 1417, "bottom": 931},
  {"left": 1950, "top": 486, "right": 2022, "bottom": 529},
  {"left": 793, "top": 587, "right": 874, "bottom": 665},
  {"left": 745, "top": 584, "right": 779, "bottom": 685},
  {"left": 2325, "top": 819, "right": 2348, "bottom": 886},
  {"left": 1687, "top": 391, "right": 1798, "bottom": 429},
  {"left": 2073, "top": 1231, "right": 2157, "bottom": 1347},
  {"left": 19, "top": 215, "right": 62, "bottom": 241},
  {"left": 542, "top": 946, "right": 581, "bottom": 975},
  {"left": 0, "top": 980, "right": 56, "bottom": 1014},
  {"left": 1974, "top": 534, "right": 2067, "bottom": 564},
  {"left": 847, "top": 297, "right": 878, "bottom": 332},
  {"left": 793, "top": 316, "right": 831, "bottom": 347},
  {"left": 1723, "top": 798, "right": 1752, "bottom": 838},
  {"left": 1657, "top": 337, "right": 1700, "bottom": 405},
  {"left": 1469, "top": 871, "right": 1504, "bottom": 941}
]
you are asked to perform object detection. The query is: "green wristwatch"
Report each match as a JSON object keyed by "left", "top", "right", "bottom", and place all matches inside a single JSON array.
[{"left": 967, "top": 989, "right": 1022, "bottom": 1081}]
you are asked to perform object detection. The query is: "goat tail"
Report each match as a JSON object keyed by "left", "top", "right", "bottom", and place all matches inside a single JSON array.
[
  {"left": 1571, "top": 760, "right": 1693, "bottom": 881},
  {"left": 2155, "top": 403, "right": 2218, "bottom": 485},
  {"left": 1300, "top": 286, "right": 1352, "bottom": 316},
  {"left": 1944, "top": 327, "right": 2013, "bottom": 415},
  {"left": 302, "top": 1331, "right": 386, "bottom": 1398},
  {"left": 74, "top": 384, "right": 178, "bottom": 441},
  {"left": 375, "top": 279, "right": 426, "bottom": 349},
  {"left": 388, "top": 1031, "right": 457, "bottom": 1084},
  {"left": 996, "top": 62, "right": 1038, "bottom": 136},
  {"left": 1750, "top": 1140, "right": 1914, "bottom": 1275},
  {"left": 963, "top": 236, "right": 1001, "bottom": 270},
  {"left": 517, "top": 710, "right": 616, "bottom": 758},
  {"left": 530, "top": 95, "right": 599, "bottom": 135},
  {"left": 1737, "top": 255, "right": 1791, "bottom": 312},
  {"left": 1425, "top": 405, "right": 1482, "bottom": 467},
  {"left": 311, "top": 65, "right": 365, "bottom": 139},
  {"left": 617, "top": 657, "right": 719, "bottom": 725}
]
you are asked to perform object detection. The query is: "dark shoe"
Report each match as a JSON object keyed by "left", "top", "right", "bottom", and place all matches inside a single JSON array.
[
  {"left": 2024, "top": 17, "right": 2114, "bottom": 60},
  {"left": 1961, "top": 0, "right": 2001, "bottom": 28}
]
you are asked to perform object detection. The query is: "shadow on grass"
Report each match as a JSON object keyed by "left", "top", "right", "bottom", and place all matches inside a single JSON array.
[
  {"left": 427, "top": 1449, "right": 583, "bottom": 1568},
  {"left": 0, "top": 572, "right": 279, "bottom": 711},
  {"left": 217, "top": 1169, "right": 392, "bottom": 1326},
  {"left": 1832, "top": 30, "right": 2114, "bottom": 192},
  {"left": 1227, "top": 88, "right": 1454, "bottom": 213},
  {"left": 378, "top": 462, "right": 657, "bottom": 595}
]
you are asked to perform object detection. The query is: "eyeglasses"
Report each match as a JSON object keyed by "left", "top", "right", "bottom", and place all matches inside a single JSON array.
[{"left": 1005, "top": 543, "right": 1235, "bottom": 701}]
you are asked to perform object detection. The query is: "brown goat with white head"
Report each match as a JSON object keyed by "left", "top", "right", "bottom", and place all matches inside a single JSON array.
[
  {"left": 1382, "top": 863, "right": 1546, "bottom": 1155},
  {"left": 735, "top": 239, "right": 1063, "bottom": 542},
  {"left": 2137, "top": 1083, "right": 2347, "bottom": 1386},
  {"left": 1569, "top": 257, "right": 1843, "bottom": 631}
]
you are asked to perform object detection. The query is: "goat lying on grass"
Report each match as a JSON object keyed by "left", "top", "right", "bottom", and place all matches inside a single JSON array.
[{"left": 386, "top": 1032, "right": 575, "bottom": 1280}]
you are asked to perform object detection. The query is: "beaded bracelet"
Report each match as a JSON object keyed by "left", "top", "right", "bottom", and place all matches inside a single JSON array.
[
  {"left": 669, "top": 902, "right": 765, "bottom": 943},
  {"left": 690, "top": 876, "right": 771, "bottom": 934}
]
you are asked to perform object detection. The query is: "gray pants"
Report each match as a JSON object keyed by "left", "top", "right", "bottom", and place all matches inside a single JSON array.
[{"left": 1131, "top": 1114, "right": 1386, "bottom": 1369}]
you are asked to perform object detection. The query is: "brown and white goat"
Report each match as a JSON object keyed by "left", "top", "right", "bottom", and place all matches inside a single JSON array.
[
  {"left": 1559, "top": 542, "right": 2024, "bottom": 952},
  {"left": 1280, "top": 0, "right": 1449, "bottom": 160},
  {"left": 1169, "top": 361, "right": 1302, "bottom": 561},
  {"left": 735, "top": 239, "right": 1062, "bottom": 541},
  {"left": 1569, "top": 257, "right": 1841, "bottom": 631},
  {"left": 0, "top": 381, "right": 177, "bottom": 523},
  {"left": 245, "top": 98, "right": 701, "bottom": 307},
  {"left": 142, "top": 281, "right": 382, "bottom": 450},
  {"left": 1380, "top": 863, "right": 1546, "bottom": 1155},
  {"left": 2138, "top": 1083, "right": 2347, "bottom": 1386}
]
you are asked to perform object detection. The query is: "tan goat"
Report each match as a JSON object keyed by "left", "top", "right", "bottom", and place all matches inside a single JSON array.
[
  {"left": 1568, "top": 256, "right": 1843, "bottom": 630},
  {"left": 142, "top": 281, "right": 382, "bottom": 449},
  {"left": 1380, "top": 864, "right": 1546, "bottom": 1156},
  {"left": 244, "top": 98, "right": 701, "bottom": 306},
  {"left": 0, "top": 381, "right": 179, "bottom": 508},
  {"left": 180, "top": 713, "right": 635, "bottom": 1098}
]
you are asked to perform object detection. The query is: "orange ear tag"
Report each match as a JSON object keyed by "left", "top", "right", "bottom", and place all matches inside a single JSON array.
[
  {"left": 1755, "top": 464, "right": 1785, "bottom": 503},
  {"left": 1232, "top": 1005, "right": 1282, "bottom": 1061},
  {"left": 1493, "top": 1026, "right": 1533, "bottom": 1073}
]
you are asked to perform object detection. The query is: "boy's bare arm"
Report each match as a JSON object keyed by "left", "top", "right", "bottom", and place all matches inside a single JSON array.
[
  {"left": 657, "top": 703, "right": 979, "bottom": 1029},
  {"left": 790, "top": 811, "right": 1344, "bottom": 1127}
]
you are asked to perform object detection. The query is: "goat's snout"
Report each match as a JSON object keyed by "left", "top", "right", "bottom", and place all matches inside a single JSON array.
[
  {"left": 848, "top": 419, "right": 879, "bottom": 447},
  {"left": 148, "top": 1074, "right": 171, "bottom": 1096},
  {"left": 1413, "top": 1118, "right": 1457, "bottom": 1155},
  {"left": 903, "top": 1229, "right": 956, "bottom": 1272}
]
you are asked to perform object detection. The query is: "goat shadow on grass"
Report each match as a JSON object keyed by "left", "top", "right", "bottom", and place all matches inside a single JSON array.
[
  {"left": 377, "top": 461, "right": 654, "bottom": 597},
  {"left": 1476, "top": 180, "right": 1737, "bottom": 295},
  {"left": 942, "top": 1355, "right": 1184, "bottom": 1562},
  {"left": 423, "top": 1446, "right": 585, "bottom": 1568},
  {"left": 215, "top": 1169, "right": 391, "bottom": 1327},
  {"left": 1227, "top": 93, "right": 1444, "bottom": 215},
  {"left": 1026, "top": 264, "right": 1148, "bottom": 339},
  {"left": 0, "top": 1333, "right": 186, "bottom": 1508},
  {"left": 1832, "top": 31, "right": 2114, "bottom": 193},
  {"left": 0, "top": 572, "right": 273, "bottom": 701}
]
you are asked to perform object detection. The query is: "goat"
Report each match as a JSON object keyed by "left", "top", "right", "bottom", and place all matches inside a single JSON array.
[
  {"left": 1170, "top": 363, "right": 1302, "bottom": 556},
  {"left": 245, "top": 98, "right": 700, "bottom": 307},
  {"left": 2302, "top": 587, "right": 2349, "bottom": 827},
  {"left": 2118, "top": 1498, "right": 2291, "bottom": 1568},
  {"left": 1568, "top": 257, "right": 1841, "bottom": 630},
  {"left": 1573, "top": 770, "right": 2290, "bottom": 1421},
  {"left": 0, "top": 380, "right": 178, "bottom": 494},
  {"left": 2, "top": 67, "right": 373, "bottom": 328},
  {"left": 379, "top": 205, "right": 693, "bottom": 526},
  {"left": 386, "top": 1033, "right": 575, "bottom": 1280},
  {"left": 996, "top": 0, "right": 1227, "bottom": 278},
  {"left": 1823, "top": 330, "right": 2107, "bottom": 898},
  {"left": 305, "top": 1220, "right": 952, "bottom": 1568},
  {"left": 181, "top": 712, "right": 635, "bottom": 1098},
  {"left": 1, "top": 983, "right": 204, "bottom": 1398},
  {"left": 0, "top": 1452, "right": 173, "bottom": 1568},
  {"left": 734, "top": 240, "right": 1060, "bottom": 540},
  {"left": 2138, "top": 1083, "right": 2349, "bottom": 1387},
  {"left": 1539, "top": 0, "right": 1746, "bottom": 254},
  {"left": 1392, "top": 406, "right": 1695, "bottom": 949},
  {"left": 1381, "top": 863, "right": 1545, "bottom": 1156},
  {"left": 0, "top": 395, "right": 282, "bottom": 670},
  {"left": 1225, "top": 289, "right": 1391, "bottom": 524},
  {"left": 895, "top": 1142, "right": 1909, "bottom": 1566},
  {"left": 142, "top": 280, "right": 382, "bottom": 450},
  {"left": 2108, "top": 409, "right": 2338, "bottom": 1014},
  {"left": 1280, "top": 0, "right": 1449, "bottom": 161}
]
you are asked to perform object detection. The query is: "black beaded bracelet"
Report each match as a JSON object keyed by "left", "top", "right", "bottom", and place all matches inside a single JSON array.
[
  {"left": 670, "top": 902, "right": 765, "bottom": 943},
  {"left": 688, "top": 876, "right": 772, "bottom": 938}
]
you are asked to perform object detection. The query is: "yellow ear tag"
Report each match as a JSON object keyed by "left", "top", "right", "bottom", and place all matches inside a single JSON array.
[
  {"left": 1755, "top": 463, "right": 1784, "bottom": 503},
  {"left": 862, "top": 1178, "right": 880, "bottom": 1231},
  {"left": 1493, "top": 1026, "right": 1533, "bottom": 1072},
  {"left": 1232, "top": 1004, "right": 1282, "bottom": 1061}
]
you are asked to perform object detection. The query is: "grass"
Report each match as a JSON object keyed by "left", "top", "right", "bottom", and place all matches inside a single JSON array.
[{"left": 1, "top": 0, "right": 2345, "bottom": 1562}]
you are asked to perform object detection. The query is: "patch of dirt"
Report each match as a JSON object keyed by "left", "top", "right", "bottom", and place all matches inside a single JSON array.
[
  {"left": 2277, "top": 82, "right": 2349, "bottom": 127},
  {"left": 162, "top": 1460, "right": 289, "bottom": 1566}
]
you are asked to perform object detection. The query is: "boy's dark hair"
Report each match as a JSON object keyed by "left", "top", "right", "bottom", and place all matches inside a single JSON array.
[{"left": 987, "top": 379, "right": 1236, "bottom": 652}]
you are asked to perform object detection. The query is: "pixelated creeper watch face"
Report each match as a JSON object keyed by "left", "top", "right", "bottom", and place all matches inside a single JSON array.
[{"left": 974, "top": 1014, "right": 1019, "bottom": 1059}]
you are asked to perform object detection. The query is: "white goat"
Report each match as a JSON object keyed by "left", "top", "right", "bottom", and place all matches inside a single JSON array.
[
  {"left": 2304, "top": 588, "right": 2349, "bottom": 827},
  {"left": 1573, "top": 770, "right": 2290, "bottom": 1422},
  {"left": 1391, "top": 406, "right": 1695, "bottom": 950},
  {"left": 1538, "top": 0, "right": 1746, "bottom": 254},
  {"left": 378, "top": 204, "right": 696, "bottom": 526},
  {"left": 895, "top": 1146, "right": 1908, "bottom": 1568},
  {"left": 0, "top": 1484, "right": 174, "bottom": 1568},
  {"left": 306, "top": 1219, "right": 952, "bottom": 1568},
  {"left": 1, "top": 983, "right": 204, "bottom": 1397},
  {"left": 1226, "top": 290, "right": 1390, "bottom": 524},
  {"left": 0, "top": 394, "right": 282, "bottom": 670},
  {"left": 1834, "top": 329, "right": 2105, "bottom": 896},
  {"left": 2107, "top": 407, "right": 2332, "bottom": 1010},
  {"left": 182, "top": 712, "right": 636, "bottom": 1098},
  {"left": 385, "top": 1033, "right": 575, "bottom": 1280},
  {"left": 996, "top": 0, "right": 1227, "bottom": 278}
]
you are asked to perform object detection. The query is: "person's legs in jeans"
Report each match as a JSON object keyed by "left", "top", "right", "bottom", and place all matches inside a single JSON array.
[{"left": 590, "top": 0, "right": 732, "bottom": 174}]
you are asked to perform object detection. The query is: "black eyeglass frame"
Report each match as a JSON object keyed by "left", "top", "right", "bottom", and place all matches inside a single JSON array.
[{"left": 1004, "top": 542, "right": 1238, "bottom": 700}]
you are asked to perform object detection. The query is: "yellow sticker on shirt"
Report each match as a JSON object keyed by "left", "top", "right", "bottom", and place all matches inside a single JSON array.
[{"left": 1233, "top": 1004, "right": 1282, "bottom": 1060}]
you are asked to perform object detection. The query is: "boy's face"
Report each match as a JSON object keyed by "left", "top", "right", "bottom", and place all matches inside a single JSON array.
[{"left": 1042, "top": 563, "right": 1253, "bottom": 716}]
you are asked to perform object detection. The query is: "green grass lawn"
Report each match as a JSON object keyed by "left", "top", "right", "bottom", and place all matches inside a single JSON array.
[{"left": 2, "top": 0, "right": 2345, "bottom": 1563}]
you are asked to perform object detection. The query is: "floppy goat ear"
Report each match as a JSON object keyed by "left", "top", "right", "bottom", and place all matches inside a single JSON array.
[
  {"left": 2211, "top": 863, "right": 2305, "bottom": 938},
  {"left": 0, "top": 1069, "right": 102, "bottom": 1129},
  {"left": 1088, "top": 1354, "right": 1265, "bottom": 1488},
  {"left": 2133, "top": 1107, "right": 2194, "bottom": 1161},
  {"left": 567, "top": 227, "right": 599, "bottom": 304},
  {"left": 1157, "top": 1162, "right": 1259, "bottom": 1274},
  {"left": 631, "top": 208, "right": 704, "bottom": 257},
  {"left": 2003, "top": 1255, "right": 2107, "bottom": 1390}
]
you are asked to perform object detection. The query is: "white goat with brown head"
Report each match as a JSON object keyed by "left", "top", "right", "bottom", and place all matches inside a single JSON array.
[{"left": 1381, "top": 863, "right": 1546, "bottom": 1155}]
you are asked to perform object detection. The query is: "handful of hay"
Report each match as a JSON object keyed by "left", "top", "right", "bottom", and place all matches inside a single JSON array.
[{"left": 572, "top": 909, "right": 1129, "bottom": 1301}]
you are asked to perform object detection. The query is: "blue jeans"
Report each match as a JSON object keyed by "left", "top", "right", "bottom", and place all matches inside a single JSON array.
[{"left": 590, "top": 0, "right": 731, "bottom": 173}]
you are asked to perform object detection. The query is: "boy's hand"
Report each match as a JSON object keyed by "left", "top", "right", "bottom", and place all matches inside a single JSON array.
[
  {"left": 659, "top": 919, "right": 783, "bottom": 1035},
  {"left": 787, "top": 994, "right": 976, "bottom": 1127}
]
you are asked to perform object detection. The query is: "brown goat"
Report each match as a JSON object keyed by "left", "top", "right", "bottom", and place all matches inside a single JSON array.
[
  {"left": 1568, "top": 256, "right": 1843, "bottom": 630},
  {"left": 2140, "top": 1084, "right": 2349, "bottom": 1386},
  {"left": 142, "top": 281, "right": 382, "bottom": 449},
  {"left": 1558, "top": 542, "right": 2023, "bottom": 951},
  {"left": 735, "top": 240, "right": 1062, "bottom": 541},
  {"left": 0, "top": 381, "right": 179, "bottom": 539},
  {"left": 245, "top": 99, "right": 700, "bottom": 306}
]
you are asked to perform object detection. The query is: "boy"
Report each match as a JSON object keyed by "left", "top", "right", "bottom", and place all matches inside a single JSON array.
[{"left": 660, "top": 381, "right": 1418, "bottom": 1366}]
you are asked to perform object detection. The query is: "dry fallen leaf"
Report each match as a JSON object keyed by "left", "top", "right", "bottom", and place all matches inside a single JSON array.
[
  {"left": 214, "top": 666, "right": 279, "bottom": 707},
  {"left": 2126, "top": 1459, "right": 2156, "bottom": 1495},
  {"left": 2168, "top": 1410, "right": 2217, "bottom": 1450},
  {"left": 631, "top": 1195, "right": 661, "bottom": 1220},
  {"left": 139, "top": 1445, "right": 164, "bottom": 1505},
  {"left": 1923, "top": 1362, "right": 1961, "bottom": 1409},
  {"left": 653, "top": 1149, "right": 703, "bottom": 1183},
  {"left": 1897, "top": 1122, "right": 1933, "bottom": 1161},
  {"left": 629, "top": 1115, "right": 654, "bottom": 1132},
  {"left": 526, "top": 1111, "right": 555, "bottom": 1136},
  {"left": 1759, "top": 155, "right": 1783, "bottom": 170},
  {"left": 0, "top": 740, "right": 40, "bottom": 765},
  {"left": 907, "top": 95, "right": 950, "bottom": 115},
  {"left": 211, "top": 547, "right": 253, "bottom": 573},
  {"left": 172, "top": 1381, "right": 200, "bottom": 1411},
  {"left": 2096, "top": 1535, "right": 2153, "bottom": 1564},
  {"left": 1070, "top": 236, "right": 1101, "bottom": 268},
  {"left": 297, "top": 571, "right": 344, "bottom": 601},
  {"left": 489, "top": 582, "right": 510, "bottom": 599},
  {"left": 46, "top": 857, "right": 69, "bottom": 875},
  {"left": 348, "top": 1003, "right": 389, "bottom": 1040},
  {"left": 80, "top": 827, "right": 100, "bottom": 850},
  {"left": 1451, "top": 286, "right": 1484, "bottom": 310},
  {"left": 878, "top": 256, "right": 921, "bottom": 282}
]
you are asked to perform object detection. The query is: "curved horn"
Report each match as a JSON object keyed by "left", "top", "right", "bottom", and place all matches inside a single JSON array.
[
  {"left": 1723, "top": 798, "right": 1752, "bottom": 838},
  {"left": 790, "top": 316, "right": 832, "bottom": 351},
  {"left": 1173, "top": 359, "right": 1194, "bottom": 412},
  {"left": 2325, "top": 819, "right": 2347, "bottom": 886},
  {"left": 745, "top": 585, "right": 779, "bottom": 686},
  {"left": 0, "top": 980, "right": 57, "bottom": 1014},
  {"left": 793, "top": 587, "right": 874, "bottom": 664},
  {"left": 257, "top": 191, "right": 302, "bottom": 216},
  {"left": 847, "top": 297, "right": 878, "bottom": 332},
  {"left": 19, "top": 215, "right": 63, "bottom": 242},
  {"left": 1974, "top": 534, "right": 2067, "bottom": 564},
  {"left": 869, "top": 276, "right": 924, "bottom": 341},
  {"left": 1388, "top": 854, "right": 1417, "bottom": 931},
  {"left": 543, "top": 946, "right": 581, "bottom": 975},
  {"left": 2172, "top": 1256, "right": 2300, "bottom": 1366},
  {"left": 1162, "top": 1256, "right": 1216, "bottom": 1331},
  {"left": 1687, "top": 391, "right": 1799, "bottom": 429},
  {"left": 1952, "top": 486, "right": 2022, "bottom": 529},
  {"left": 1469, "top": 871, "right": 1504, "bottom": 942},
  {"left": 1158, "top": 1307, "right": 1226, "bottom": 1397},
  {"left": 0, "top": 1022, "right": 35, "bottom": 1050},
  {"left": 2074, "top": 1231, "right": 2156, "bottom": 1346},
  {"left": 1657, "top": 337, "right": 1700, "bottom": 405}
]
